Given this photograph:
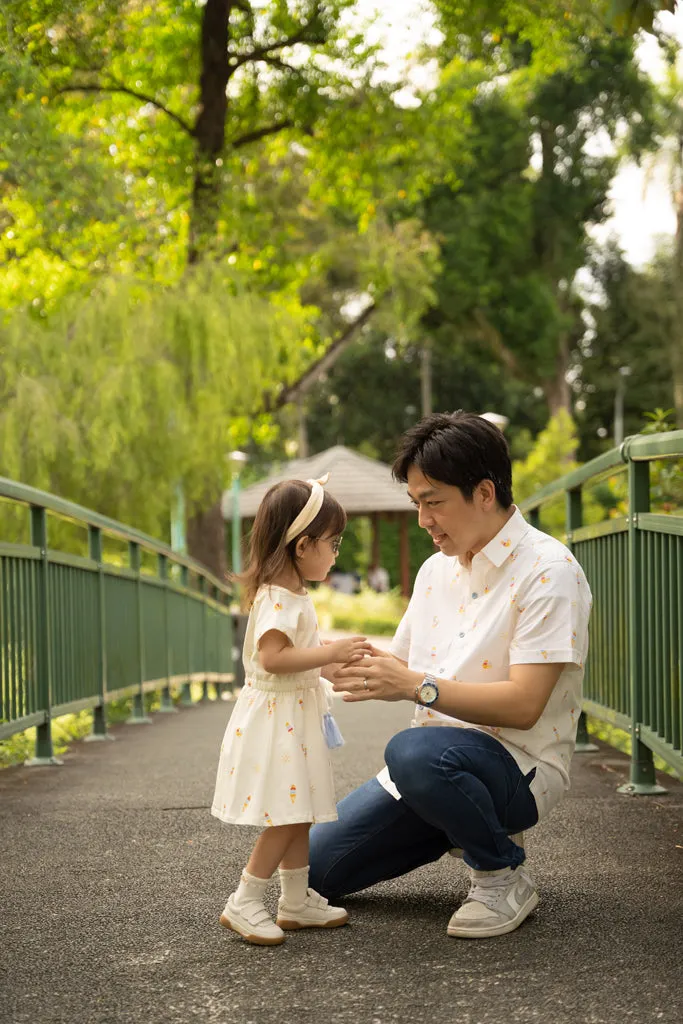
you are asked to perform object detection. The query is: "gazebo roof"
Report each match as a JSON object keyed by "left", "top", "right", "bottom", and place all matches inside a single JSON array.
[{"left": 221, "top": 445, "right": 414, "bottom": 519}]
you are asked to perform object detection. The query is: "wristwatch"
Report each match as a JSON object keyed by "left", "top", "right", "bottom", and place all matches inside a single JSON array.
[{"left": 415, "top": 674, "right": 439, "bottom": 707}]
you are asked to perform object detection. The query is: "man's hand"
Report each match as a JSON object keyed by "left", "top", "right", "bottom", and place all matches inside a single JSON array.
[{"left": 333, "top": 654, "right": 419, "bottom": 702}]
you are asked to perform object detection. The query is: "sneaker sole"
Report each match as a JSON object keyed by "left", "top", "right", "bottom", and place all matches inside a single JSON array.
[
  {"left": 446, "top": 891, "right": 539, "bottom": 939},
  {"left": 220, "top": 913, "right": 285, "bottom": 945},
  {"left": 276, "top": 912, "right": 349, "bottom": 930}
]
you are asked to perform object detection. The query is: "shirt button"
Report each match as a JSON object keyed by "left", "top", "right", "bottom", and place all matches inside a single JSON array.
[
  {"left": 472, "top": 592, "right": 478, "bottom": 599},
  {"left": 459, "top": 632, "right": 465, "bottom": 638}
]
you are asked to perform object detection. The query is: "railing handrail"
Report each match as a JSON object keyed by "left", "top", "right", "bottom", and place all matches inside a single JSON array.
[
  {"left": 519, "top": 429, "right": 683, "bottom": 513},
  {"left": 0, "top": 474, "right": 230, "bottom": 595}
]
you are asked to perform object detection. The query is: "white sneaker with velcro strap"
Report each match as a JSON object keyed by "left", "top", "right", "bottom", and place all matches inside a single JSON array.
[
  {"left": 220, "top": 894, "right": 285, "bottom": 945},
  {"left": 276, "top": 887, "right": 349, "bottom": 929},
  {"left": 447, "top": 864, "right": 538, "bottom": 938}
]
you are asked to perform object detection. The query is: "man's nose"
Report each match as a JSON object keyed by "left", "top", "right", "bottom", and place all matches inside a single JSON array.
[{"left": 418, "top": 505, "right": 434, "bottom": 529}]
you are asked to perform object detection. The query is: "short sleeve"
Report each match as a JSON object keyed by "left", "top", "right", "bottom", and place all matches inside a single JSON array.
[
  {"left": 389, "top": 561, "right": 430, "bottom": 661},
  {"left": 509, "top": 559, "right": 591, "bottom": 666},
  {"left": 253, "top": 589, "right": 302, "bottom": 646},
  {"left": 389, "top": 603, "right": 412, "bottom": 661}
]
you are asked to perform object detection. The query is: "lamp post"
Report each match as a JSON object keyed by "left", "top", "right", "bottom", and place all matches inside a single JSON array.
[
  {"left": 480, "top": 411, "right": 509, "bottom": 432},
  {"left": 614, "top": 366, "right": 632, "bottom": 447},
  {"left": 228, "top": 450, "right": 248, "bottom": 576}
]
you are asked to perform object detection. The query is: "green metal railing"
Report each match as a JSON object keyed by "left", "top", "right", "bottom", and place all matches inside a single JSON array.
[
  {"left": 521, "top": 430, "right": 683, "bottom": 793},
  {"left": 0, "top": 477, "right": 234, "bottom": 764}
]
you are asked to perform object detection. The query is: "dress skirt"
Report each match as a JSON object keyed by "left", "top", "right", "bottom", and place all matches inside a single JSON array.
[{"left": 211, "top": 675, "right": 338, "bottom": 827}]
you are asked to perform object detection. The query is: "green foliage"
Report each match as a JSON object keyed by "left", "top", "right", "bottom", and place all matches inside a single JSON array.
[
  {"left": 311, "top": 584, "right": 407, "bottom": 637},
  {"left": 0, "top": 267, "right": 310, "bottom": 533},
  {"left": 513, "top": 410, "right": 608, "bottom": 535},
  {"left": 576, "top": 241, "right": 677, "bottom": 460}
]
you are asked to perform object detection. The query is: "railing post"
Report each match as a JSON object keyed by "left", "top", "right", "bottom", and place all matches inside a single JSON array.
[
  {"left": 25, "top": 506, "right": 62, "bottom": 766},
  {"left": 566, "top": 486, "right": 598, "bottom": 753},
  {"left": 199, "top": 576, "right": 211, "bottom": 702},
  {"left": 618, "top": 458, "right": 666, "bottom": 794},
  {"left": 179, "top": 565, "right": 195, "bottom": 707},
  {"left": 157, "top": 554, "right": 177, "bottom": 714},
  {"left": 127, "top": 541, "right": 152, "bottom": 725},
  {"left": 84, "top": 526, "right": 114, "bottom": 741}
]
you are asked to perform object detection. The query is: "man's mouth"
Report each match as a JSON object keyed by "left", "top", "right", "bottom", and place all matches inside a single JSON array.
[{"left": 431, "top": 532, "right": 447, "bottom": 545}]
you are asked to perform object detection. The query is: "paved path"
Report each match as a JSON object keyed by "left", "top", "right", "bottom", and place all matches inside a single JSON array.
[{"left": 1, "top": 693, "right": 681, "bottom": 1024}]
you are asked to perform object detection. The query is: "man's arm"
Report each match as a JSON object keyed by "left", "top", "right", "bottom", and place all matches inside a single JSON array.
[{"left": 332, "top": 657, "right": 564, "bottom": 731}]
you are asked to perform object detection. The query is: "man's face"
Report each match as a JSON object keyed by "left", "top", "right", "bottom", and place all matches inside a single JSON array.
[{"left": 406, "top": 465, "right": 489, "bottom": 561}]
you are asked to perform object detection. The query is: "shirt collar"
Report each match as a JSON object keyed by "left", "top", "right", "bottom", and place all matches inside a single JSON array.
[{"left": 471, "top": 506, "right": 530, "bottom": 569}]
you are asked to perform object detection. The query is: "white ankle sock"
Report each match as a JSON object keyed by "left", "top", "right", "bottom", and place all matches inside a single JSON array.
[
  {"left": 235, "top": 869, "right": 270, "bottom": 905},
  {"left": 279, "top": 865, "right": 309, "bottom": 906}
]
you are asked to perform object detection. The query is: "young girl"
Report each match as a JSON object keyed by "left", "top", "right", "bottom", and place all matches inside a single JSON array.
[{"left": 211, "top": 474, "right": 370, "bottom": 945}]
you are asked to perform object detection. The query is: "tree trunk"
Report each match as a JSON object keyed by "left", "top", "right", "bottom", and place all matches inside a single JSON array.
[
  {"left": 673, "top": 159, "right": 683, "bottom": 428},
  {"left": 186, "top": 501, "right": 227, "bottom": 580},
  {"left": 420, "top": 340, "right": 433, "bottom": 417},
  {"left": 188, "top": 0, "right": 231, "bottom": 265},
  {"left": 186, "top": 1, "right": 230, "bottom": 572},
  {"left": 542, "top": 329, "right": 572, "bottom": 419}
]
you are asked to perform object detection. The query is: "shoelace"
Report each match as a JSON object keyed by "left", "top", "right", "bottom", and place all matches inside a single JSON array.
[{"left": 467, "top": 871, "right": 530, "bottom": 910}]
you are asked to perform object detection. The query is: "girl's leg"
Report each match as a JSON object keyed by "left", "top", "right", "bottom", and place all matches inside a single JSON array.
[
  {"left": 222, "top": 824, "right": 308, "bottom": 945},
  {"left": 280, "top": 823, "right": 311, "bottom": 869},
  {"left": 245, "top": 823, "right": 306, "bottom": 879},
  {"left": 275, "top": 823, "right": 349, "bottom": 929}
]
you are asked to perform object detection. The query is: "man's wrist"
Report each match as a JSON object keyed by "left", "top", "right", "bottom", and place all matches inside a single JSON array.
[{"left": 404, "top": 669, "right": 423, "bottom": 701}]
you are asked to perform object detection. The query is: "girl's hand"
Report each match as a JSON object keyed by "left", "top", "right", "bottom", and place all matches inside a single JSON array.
[
  {"left": 326, "top": 635, "right": 372, "bottom": 665},
  {"left": 332, "top": 655, "right": 420, "bottom": 703}
]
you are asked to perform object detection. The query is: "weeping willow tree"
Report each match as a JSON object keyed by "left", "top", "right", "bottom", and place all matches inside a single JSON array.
[{"left": 0, "top": 267, "right": 311, "bottom": 572}]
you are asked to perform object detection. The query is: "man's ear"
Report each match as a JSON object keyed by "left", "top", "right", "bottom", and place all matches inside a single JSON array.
[
  {"left": 295, "top": 536, "right": 310, "bottom": 559},
  {"left": 478, "top": 479, "right": 497, "bottom": 509}
]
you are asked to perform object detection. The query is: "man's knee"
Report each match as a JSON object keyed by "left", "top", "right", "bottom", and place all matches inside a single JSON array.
[{"left": 385, "top": 728, "right": 436, "bottom": 801}]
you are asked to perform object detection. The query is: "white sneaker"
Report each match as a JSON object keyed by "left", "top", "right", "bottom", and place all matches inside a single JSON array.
[
  {"left": 448, "top": 831, "right": 525, "bottom": 859},
  {"left": 220, "top": 893, "right": 285, "bottom": 945},
  {"left": 447, "top": 864, "right": 538, "bottom": 939},
  {"left": 276, "top": 888, "right": 349, "bottom": 930}
]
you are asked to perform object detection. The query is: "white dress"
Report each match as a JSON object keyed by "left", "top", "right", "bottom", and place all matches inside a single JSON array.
[{"left": 211, "top": 584, "right": 338, "bottom": 827}]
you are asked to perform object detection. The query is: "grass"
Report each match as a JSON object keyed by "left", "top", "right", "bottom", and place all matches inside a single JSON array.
[
  {"left": 311, "top": 584, "right": 408, "bottom": 637},
  {"left": 0, "top": 683, "right": 213, "bottom": 770},
  {"left": 586, "top": 717, "right": 680, "bottom": 779}
]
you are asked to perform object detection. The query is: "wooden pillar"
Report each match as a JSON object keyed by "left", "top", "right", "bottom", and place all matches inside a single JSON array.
[
  {"left": 371, "top": 513, "right": 381, "bottom": 568},
  {"left": 399, "top": 512, "right": 410, "bottom": 597}
]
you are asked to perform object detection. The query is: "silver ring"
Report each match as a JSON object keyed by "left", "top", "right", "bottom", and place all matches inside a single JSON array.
[{"left": 363, "top": 679, "right": 369, "bottom": 690}]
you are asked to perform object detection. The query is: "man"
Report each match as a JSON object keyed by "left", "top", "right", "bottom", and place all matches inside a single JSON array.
[{"left": 309, "top": 411, "right": 592, "bottom": 938}]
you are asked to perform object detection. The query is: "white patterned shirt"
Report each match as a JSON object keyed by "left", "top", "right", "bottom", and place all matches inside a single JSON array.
[{"left": 380, "top": 507, "right": 592, "bottom": 819}]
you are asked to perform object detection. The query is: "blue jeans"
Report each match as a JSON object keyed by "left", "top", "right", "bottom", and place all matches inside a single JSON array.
[{"left": 309, "top": 727, "right": 539, "bottom": 899}]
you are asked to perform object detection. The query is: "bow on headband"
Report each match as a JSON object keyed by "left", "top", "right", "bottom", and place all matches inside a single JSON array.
[{"left": 285, "top": 474, "right": 330, "bottom": 543}]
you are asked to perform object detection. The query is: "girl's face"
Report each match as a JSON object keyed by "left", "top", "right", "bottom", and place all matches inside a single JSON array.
[{"left": 296, "top": 532, "right": 342, "bottom": 582}]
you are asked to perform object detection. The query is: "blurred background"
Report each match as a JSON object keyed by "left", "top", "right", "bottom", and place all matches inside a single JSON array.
[{"left": 2, "top": 0, "right": 682, "bottom": 635}]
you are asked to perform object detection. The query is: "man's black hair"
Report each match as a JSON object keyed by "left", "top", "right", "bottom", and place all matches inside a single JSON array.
[{"left": 392, "top": 411, "right": 514, "bottom": 509}]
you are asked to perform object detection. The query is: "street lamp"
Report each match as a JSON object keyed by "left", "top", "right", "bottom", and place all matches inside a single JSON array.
[
  {"left": 228, "top": 450, "right": 248, "bottom": 576},
  {"left": 480, "top": 411, "right": 509, "bottom": 432},
  {"left": 613, "top": 366, "right": 632, "bottom": 446}
]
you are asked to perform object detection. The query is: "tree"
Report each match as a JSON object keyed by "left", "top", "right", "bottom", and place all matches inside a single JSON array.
[
  {"left": 0, "top": 268, "right": 309, "bottom": 568},
  {"left": 575, "top": 240, "right": 678, "bottom": 457},
  {"left": 1, "top": 2, "right": 443, "bottom": 576},
  {"left": 399, "top": 34, "right": 655, "bottom": 420}
]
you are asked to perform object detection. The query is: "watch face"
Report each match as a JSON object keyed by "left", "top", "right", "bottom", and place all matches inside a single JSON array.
[{"left": 420, "top": 682, "right": 438, "bottom": 705}]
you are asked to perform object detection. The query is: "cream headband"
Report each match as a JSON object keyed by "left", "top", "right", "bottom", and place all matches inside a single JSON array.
[{"left": 285, "top": 474, "right": 330, "bottom": 544}]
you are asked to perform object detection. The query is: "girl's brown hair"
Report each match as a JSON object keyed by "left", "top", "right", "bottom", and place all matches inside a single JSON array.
[{"left": 237, "top": 479, "right": 346, "bottom": 606}]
